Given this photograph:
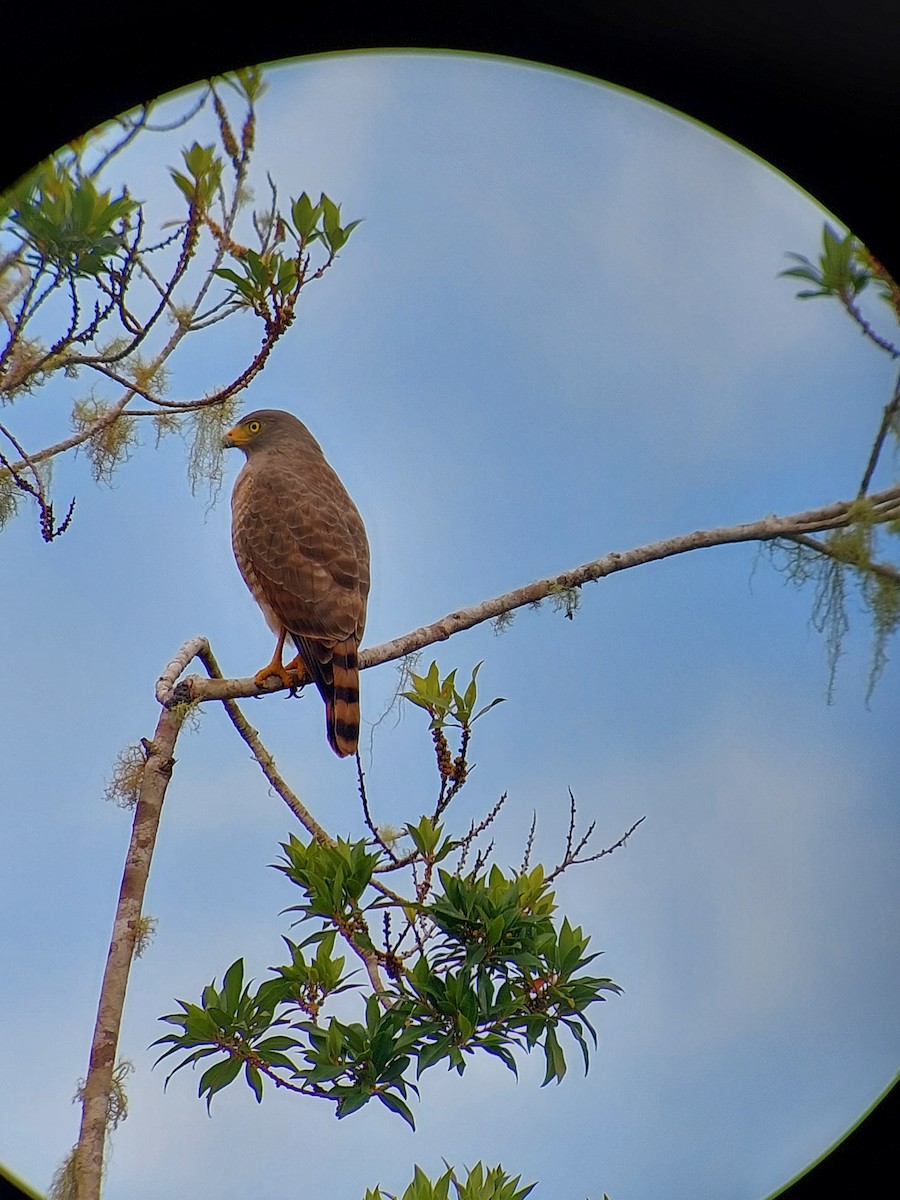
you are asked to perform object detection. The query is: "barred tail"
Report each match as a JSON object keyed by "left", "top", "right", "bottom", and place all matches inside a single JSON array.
[{"left": 325, "top": 639, "right": 361, "bottom": 757}]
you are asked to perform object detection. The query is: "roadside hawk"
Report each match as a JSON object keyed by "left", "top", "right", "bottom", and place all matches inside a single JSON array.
[{"left": 222, "top": 408, "right": 370, "bottom": 757}]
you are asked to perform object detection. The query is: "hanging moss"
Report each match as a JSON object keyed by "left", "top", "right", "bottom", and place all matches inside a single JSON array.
[
  {"left": 187, "top": 395, "right": 242, "bottom": 507},
  {"left": 0, "top": 468, "right": 20, "bottom": 529},
  {"left": 71, "top": 398, "right": 138, "bottom": 483},
  {"left": 769, "top": 512, "right": 899, "bottom": 703}
]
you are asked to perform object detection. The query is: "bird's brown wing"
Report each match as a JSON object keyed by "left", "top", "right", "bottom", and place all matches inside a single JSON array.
[{"left": 231, "top": 444, "right": 370, "bottom": 755}]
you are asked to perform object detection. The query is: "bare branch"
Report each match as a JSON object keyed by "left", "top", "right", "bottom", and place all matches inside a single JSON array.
[
  {"left": 161, "top": 483, "right": 900, "bottom": 709},
  {"left": 0, "top": 420, "right": 76, "bottom": 540},
  {"left": 194, "top": 642, "right": 396, "bottom": 998},
  {"left": 840, "top": 291, "right": 900, "bottom": 359},
  {"left": 356, "top": 754, "right": 400, "bottom": 863},
  {"left": 545, "top": 813, "right": 647, "bottom": 884},
  {"left": 458, "top": 792, "right": 508, "bottom": 874},
  {"left": 155, "top": 636, "right": 212, "bottom": 700},
  {"left": 858, "top": 364, "right": 900, "bottom": 496},
  {"left": 194, "top": 641, "right": 332, "bottom": 845}
]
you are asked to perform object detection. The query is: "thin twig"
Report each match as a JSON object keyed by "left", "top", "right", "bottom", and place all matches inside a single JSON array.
[
  {"left": 545, "top": 815, "right": 646, "bottom": 884},
  {"left": 520, "top": 810, "right": 537, "bottom": 874},
  {"left": 357, "top": 754, "right": 400, "bottom": 863},
  {"left": 195, "top": 642, "right": 331, "bottom": 844},
  {"left": 858, "top": 364, "right": 900, "bottom": 496},
  {"left": 841, "top": 292, "right": 900, "bottom": 359}
]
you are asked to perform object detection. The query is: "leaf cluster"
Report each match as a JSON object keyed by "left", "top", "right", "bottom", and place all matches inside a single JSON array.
[
  {"left": 0, "top": 69, "right": 362, "bottom": 539},
  {"left": 153, "top": 664, "right": 620, "bottom": 1127},
  {"left": 170, "top": 142, "right": 224, "bottom": 210},
  {"left": 154, "top": 857, "right": 619, "bottom": 1125},
  {"left": 365, "top": 1162, "right": 536, "bottom": 1200},
  {"left": 401, "top": 662, "right": 506, "bottom": 811},
  {"left": 777, "top": 224, "right": 900, "bottom": 697},
  {"left": 781, "top": 223, "right": 899, "bottom": 360},
  {"left": 780, "top": 224, "right": 870, "bottom": 301},
  {"left": 214, "top": 191, "right": 360, "bottom": 321},
  {"left": 5, "top": 164, "right": 137, "bottom": 278},
  {"left": 402, "top": 660, "right": 505, "bottom": 732}
]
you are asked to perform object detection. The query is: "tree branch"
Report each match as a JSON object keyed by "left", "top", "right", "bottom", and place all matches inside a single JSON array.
[
  {"left": 158, "top": 482, "right": 900, "bottom": 709},
  {"left": 840, "top": 291, "right": 900, "bottom": 359},
  {"left": 193, "top": 641, "right": 392, "bottom": 996},
  {"left": 858, "top": 363, "right": 900, "bottom": 496},
  {"left": 77, "top": 481, "right": 900, "bottom": 1198},
  {"left": 75, "top": 704, "right": 187, "bottom": 1199},
  {"left": 194, "top": 640, "right": 332, "bottom": 843},
  {"left": 782, "top": 531, "right": 900, "bottom": 582}
]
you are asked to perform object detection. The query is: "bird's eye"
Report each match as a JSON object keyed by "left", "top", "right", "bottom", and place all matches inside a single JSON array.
[{"left": 247, "top": 420, "right": 261, "bottom": 434}]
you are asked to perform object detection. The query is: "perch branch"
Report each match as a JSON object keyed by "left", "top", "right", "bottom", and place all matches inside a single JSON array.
[{"left": 158, "top": 482, "right": 900, "bottom": 709}]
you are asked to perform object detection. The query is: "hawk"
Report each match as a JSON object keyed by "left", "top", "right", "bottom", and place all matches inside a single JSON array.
[{"left": 222, "top": 408, "right": 370, "bottom": 757}]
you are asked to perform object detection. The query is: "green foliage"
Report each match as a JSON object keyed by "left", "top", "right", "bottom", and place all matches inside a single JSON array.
[
  {"left": 153, "top": 844, "right": 620, "bottom": 1124},
  {"left": 277, "top": 835, "right": 380, "bottom": 935},
  {"left": 6, "top": 162, "right": 137, "bottom": 277},
  {"left": 365, "top": 1162, "right": 536, "bottom": 1200},
  {"left": 154, "top": 957, "right": 291, "bottom": 1111},
  {"left": 214, "top": 190, "right": 361, "bottom": 316},
  {"left": 227, "top": 66, "right": 266, "bottom": 105},
  {"left": 402, "top": 661, "right": 505, "bottom": 731},
  {"left": 401, "top": 662, "right": 506, "bottom": 808},
  {"left": 780, "top": 224, "right": 870, "bottom": 301},
  {"left": 169, "top": 142, "right": 224, "bottom": 209},
  {"left": 288, "top": 190, "right": 363, "bottom": 251},
  {"left": 259, "top": 930, "right": 356, "bottom": 1018},
  {"left": 783, "top": 227, "right": 900, "bottom": 318},
  {"left": 405, "top": 816, "right": 455, "bottom": 863},
  {"left": 0, "top": 70, "right": 363, "bottom": 540},
  {"left": 136, "top": 660, "right": 594, "bottom": 1162}
]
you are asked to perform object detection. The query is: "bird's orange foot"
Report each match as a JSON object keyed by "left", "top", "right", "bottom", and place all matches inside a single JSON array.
[{"left": 253, "top": 654, "right": 309, "bottom": 692}]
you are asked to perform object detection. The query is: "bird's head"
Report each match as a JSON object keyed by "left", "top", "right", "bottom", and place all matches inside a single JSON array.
[{"left": 222, "top": 409, "right": 307, "bottom": 455}]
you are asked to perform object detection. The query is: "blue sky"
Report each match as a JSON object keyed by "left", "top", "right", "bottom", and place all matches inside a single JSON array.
[{"left": 1, "top": 52, "right": 898, "bottom": 1200}]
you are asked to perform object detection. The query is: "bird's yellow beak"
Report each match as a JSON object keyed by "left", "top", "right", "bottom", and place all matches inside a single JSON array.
[{"left": 221, "top": 423, "right": 248, "bottom": 449}]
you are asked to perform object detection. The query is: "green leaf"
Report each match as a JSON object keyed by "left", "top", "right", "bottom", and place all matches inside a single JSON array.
[
  {"left": 255, "top": 1035, "right": 298, "bottom": 1053},
  {"left": 377, "top": 1089, "right": 416, "bottom": 1128},
  {"left": 198, "top": 1056, "right": 242, "bottom": 1110},
  {"left": 244, "top": 1061, "right": 264, "bottom": 1103},
  {"left": 290, "top": 192, "right": 323, "bottom": 240},
  {"left": 540, "top": 1024, "right": 566, "bottom": 1086},
  {"left": 222, "top": 959, "right": 244, "bottom": 1013},
  {"left": 336, "top": 1087, "right": 370, "bottom": 1118}
]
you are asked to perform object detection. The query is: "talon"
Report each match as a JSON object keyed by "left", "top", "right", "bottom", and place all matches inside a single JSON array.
[
  {"left": 252, "top": 633, "right": 309, "bottom": 691},
  {"left": 253, "top": 662, "right": 304, "bottom": 690},
  {"left": 281, "top": 653, "right": 309, "bottom": 694}
]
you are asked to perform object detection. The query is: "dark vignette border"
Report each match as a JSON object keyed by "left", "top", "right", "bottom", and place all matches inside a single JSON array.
[{"left": 1, "top": 4, "right": 897, "bottom": 1199}]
